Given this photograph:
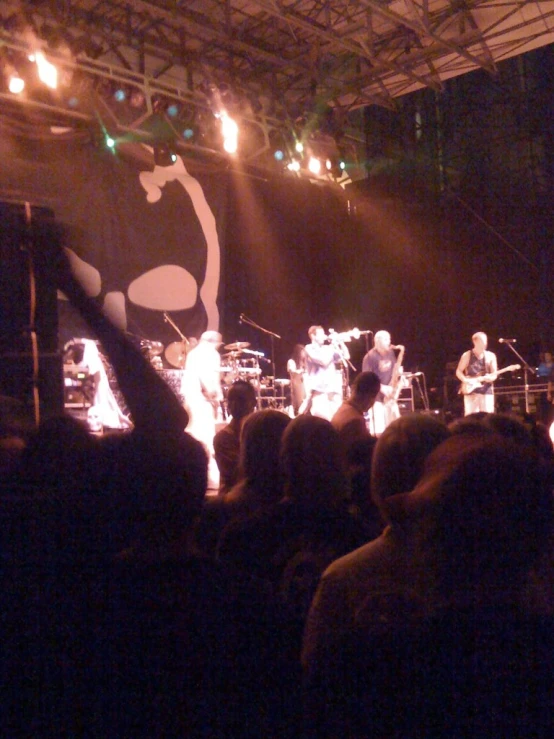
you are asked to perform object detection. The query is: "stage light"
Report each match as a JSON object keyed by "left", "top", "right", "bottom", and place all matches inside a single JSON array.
[
  {"left": 183, "top": 128, "right": 195, "bottom": 140},
  {"left": 114, "top": 88, "right": 126, "bottom": 102},
  {"left": 308, "top": 157, "right": 321, "bottom": 174},
  {"left": 167, "top": 103, "right": 179, "bottom": 117},
  {"left": 339, "top": 160, "right": 346, "bottom": 170},
  {"left": 220, "top": 112, "right": 238, "bottom": 154},
  {"left": 287, "top": 160, "right": 301, "bottom": 172},
  {"left": 129, "top": 90, "right": 145, "bottom": 108},
  {"left": 8, "top": 74, "right": 25, "bottom": 94},
  {"left": 274, "top": 150, "right": 284, "bottom": 161},
  {"left": 295, "top": 141, "right": 304, "bottom": 153},
  {"left": 33, "top": 50, "right": 58, "bottom": 89},
  {"left": 105, "top": 136, "right": 116, "bottom": 150},
  {"left": 326, "top": 158, "right": 332, "bottom": 170}
]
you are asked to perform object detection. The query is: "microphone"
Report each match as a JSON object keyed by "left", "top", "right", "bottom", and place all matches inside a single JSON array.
[
  {"left": 239, "top": 314, "right": 244, "bottom": 324},
  {"left": 403, "top": 371, "right": 423, "bottom": 378},
  {"left": 358, "top": 330, "right": 373, "bottom": 335},
  {"left": 499, "top": 338, "right": 517, "bottom": 343}
]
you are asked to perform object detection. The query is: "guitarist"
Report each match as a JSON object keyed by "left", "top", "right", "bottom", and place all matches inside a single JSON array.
[
  {"left": 362, "top": 330, "right": 404, "bottom": 435},
  {"left": 456, "top": 332, "right": 498, "bottom": 415}
]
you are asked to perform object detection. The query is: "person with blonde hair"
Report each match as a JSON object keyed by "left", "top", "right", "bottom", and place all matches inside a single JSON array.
[{"left": 456, "top": 331, "right": 498, "bottom": 415}]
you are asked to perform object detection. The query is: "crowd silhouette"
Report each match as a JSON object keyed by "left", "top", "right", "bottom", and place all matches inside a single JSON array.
[{"left": 1, "top": 246, "right": 553, "bottom": 737}]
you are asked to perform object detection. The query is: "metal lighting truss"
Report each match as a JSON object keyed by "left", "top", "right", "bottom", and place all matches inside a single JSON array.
[{"left": 1, "top": 1, "right": 553, "bottom": 177}]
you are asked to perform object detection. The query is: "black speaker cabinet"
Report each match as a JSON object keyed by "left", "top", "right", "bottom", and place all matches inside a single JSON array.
[
  {"left": 0, "top": 352, "right": 63, "bottom": 420},
  {"left": 0, "top": 201, "right": 63, "bottom": 420},
  {"left": 0, "top": 201, "right": 60, "bottom": 355}
]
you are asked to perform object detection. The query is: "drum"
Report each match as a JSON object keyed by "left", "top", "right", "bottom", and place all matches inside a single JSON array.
[
  {"left": 237, "top": 358, "right": 261, "bottom": 388},
  {"left": 219, "top": 365, "right": 239, "bottom": 386}
]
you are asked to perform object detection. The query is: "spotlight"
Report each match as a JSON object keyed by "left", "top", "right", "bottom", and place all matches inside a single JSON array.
[
  {"left": 287, "top": 160, "right": 301, "bottom": 172},
  {"left": 339, "top": 160, "right": 346, "bottom": 170},
  {"left": 183, "top": 128, "right": 195, "bottom": 140},
  {"left": 308, "top": 157, "right": 321, "bottom": 175},
  {"left": 274, "top": 150, "right": 284, "bottom": 161},
  {"left": 32, "top": 50, "right": 58, "bottom": 89},
  {"left": 114, "top": 88, "right": 126, "bottom": 102},
  {"left": 105, "top": 135, "right": 116, "bottom": 151},
  {"left": 220, "top": 112, "right": 238, "bottom": 154},
  {"left": 8, "top": 74, "right": 25, "bottom": 94},
  {"left": 167, "top": 103, "right": 179, "bottom": 117},
  {"left": 129, "top": 90, "right": 145, "bottom": 108},
  {"left": 295, "top": 141, "right": 304, "bottom": 154}
]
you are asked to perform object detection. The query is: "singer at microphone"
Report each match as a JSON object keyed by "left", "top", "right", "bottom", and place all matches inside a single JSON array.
[{"left": 498, "top": 338, "right": 517, "bottom": 343}]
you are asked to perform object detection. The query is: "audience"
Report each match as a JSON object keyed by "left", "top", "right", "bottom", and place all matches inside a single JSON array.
[
  {"left": 218, "top": 415, "right": 368, "bottom": 623},
  {"left": 213, "top": 379, "right": 257, "bottom": 496},
  {"left": 303, "top": 413, "right": 451, "bottom": 677},
  {"left": 303, "top": 434, "right": 554, "bottom": 737},
  {"left": 225, "top": 408, "right": 291, "bottom": 510},
  {"left": 331, "top": 370, "right": 380, "bottom": 463},
  {"left": 195, "top": 407, "right": 290, "bottom": 556},
  {"left": 2, "top": 247, "right": 553, "bottom": 738}
]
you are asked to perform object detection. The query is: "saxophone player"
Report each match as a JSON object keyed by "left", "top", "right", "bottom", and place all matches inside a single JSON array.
[{"left": 362, "top": 330, "right": 404, "bottom": 435}]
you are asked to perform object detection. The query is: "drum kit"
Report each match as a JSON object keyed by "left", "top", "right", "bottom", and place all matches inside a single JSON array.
[{"left": 219, "top": 341, "right": 262, "bottom": 389}]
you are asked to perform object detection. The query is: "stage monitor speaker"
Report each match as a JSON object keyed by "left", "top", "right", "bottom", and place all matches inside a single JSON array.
[
  {"left": 398, "top": 386, "right": 415, "bottom": 415},
  {"left": 0, "top": 201, "right": 63, "bottom": 421}
]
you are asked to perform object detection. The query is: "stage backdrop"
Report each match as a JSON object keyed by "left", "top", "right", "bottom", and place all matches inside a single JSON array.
[
  {"left": 0, "top": 117, "right": 228, "bottom": 352},
  {"left": 1, "top": 113, "right": 552, "bottom": 404}
]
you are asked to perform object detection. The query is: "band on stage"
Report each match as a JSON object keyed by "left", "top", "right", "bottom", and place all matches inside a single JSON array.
[{"left": 63, "top": 324, "right": 554, "bottom": 477}]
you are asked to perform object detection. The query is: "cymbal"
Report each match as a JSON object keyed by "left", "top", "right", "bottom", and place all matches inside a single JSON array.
[
  {"left": 224, "top": 341, "right": 250, "bottom": 352},
  {"left": 165, "top": 340, "right": 189, "bottom": 369}
]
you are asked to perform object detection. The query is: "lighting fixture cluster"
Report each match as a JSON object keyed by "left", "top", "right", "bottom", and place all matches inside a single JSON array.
[{"left": 1, "top": 43, "right": 350, "bottom": 180}]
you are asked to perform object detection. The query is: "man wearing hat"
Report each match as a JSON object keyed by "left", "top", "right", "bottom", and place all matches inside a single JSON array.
[{"left": 181, "top": 330, "right": 224, "bottom": 489}]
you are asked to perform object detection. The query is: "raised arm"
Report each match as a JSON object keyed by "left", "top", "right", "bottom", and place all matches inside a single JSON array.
[{"left": 53, "top": 244, "right": 188, "bottom": 438}]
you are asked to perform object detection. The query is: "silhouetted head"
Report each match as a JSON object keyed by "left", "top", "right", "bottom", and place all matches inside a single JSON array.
[
  {"left": 351, "top": 371, "right": 381, "bottom": 412},
  {"left": 226, "top": 380, "right": 257, "bottom": 421},
  {"left": 371, "top": 413, "right": 450, "bottom": 519},
  {"left": 239, "top": 409, "right": 291, "bottom": 503},
  {"left": 281, "top": 414, "right": 348, "bottom": 506},
  {"left": 412, "top": 434, "right": 553, "bottom": 598}
]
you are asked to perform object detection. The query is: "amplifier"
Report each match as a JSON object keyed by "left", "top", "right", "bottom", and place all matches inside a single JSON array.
[{"left": 63, "top": 364, "right": 94, "bottom": 408}]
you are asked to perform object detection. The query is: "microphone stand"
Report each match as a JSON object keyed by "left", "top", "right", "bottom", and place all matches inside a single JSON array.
[
  {"left": 239, "top": 313, "right": 281, "bottom": 404},
  {"left": 502, "top": 340, "right": 536, "bottom": 415}
]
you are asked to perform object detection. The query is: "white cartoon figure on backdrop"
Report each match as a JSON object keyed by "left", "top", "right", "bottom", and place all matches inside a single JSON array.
[{"left": 60, "top": 150, "right": 222, "bottom": 456}]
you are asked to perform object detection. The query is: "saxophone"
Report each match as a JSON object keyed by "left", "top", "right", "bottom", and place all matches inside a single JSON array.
[{"left": 388, "top": 345, "right": 405, "bottom": 402}]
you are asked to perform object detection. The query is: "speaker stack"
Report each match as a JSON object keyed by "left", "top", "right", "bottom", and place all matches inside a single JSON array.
[{"left": 0, "top": 201, "right": 63, "bottom": 425}]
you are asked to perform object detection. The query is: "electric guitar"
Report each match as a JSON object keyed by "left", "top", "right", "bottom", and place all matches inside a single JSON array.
[{"left": 459, "top": 364, "right": 520, "bottom": 395}]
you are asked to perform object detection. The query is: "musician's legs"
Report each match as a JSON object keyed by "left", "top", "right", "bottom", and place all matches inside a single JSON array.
[
  {"left": 384, "top": 399, "right": 401, "bottom": 429},
  {"left": 310, "top": 391, "right": 332, "bottom": 421},
  {"left": 327, "top": 391, "right": 342, "bottom": 420},
  {"left": 367, "top": 401, "right": 387, "bottom": 436},
  {"left": 464, "top": 393, "right": 494, "bottom": 415},
  {"left": 482, "top": 393, "right": 495, "bottom": 413}
]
